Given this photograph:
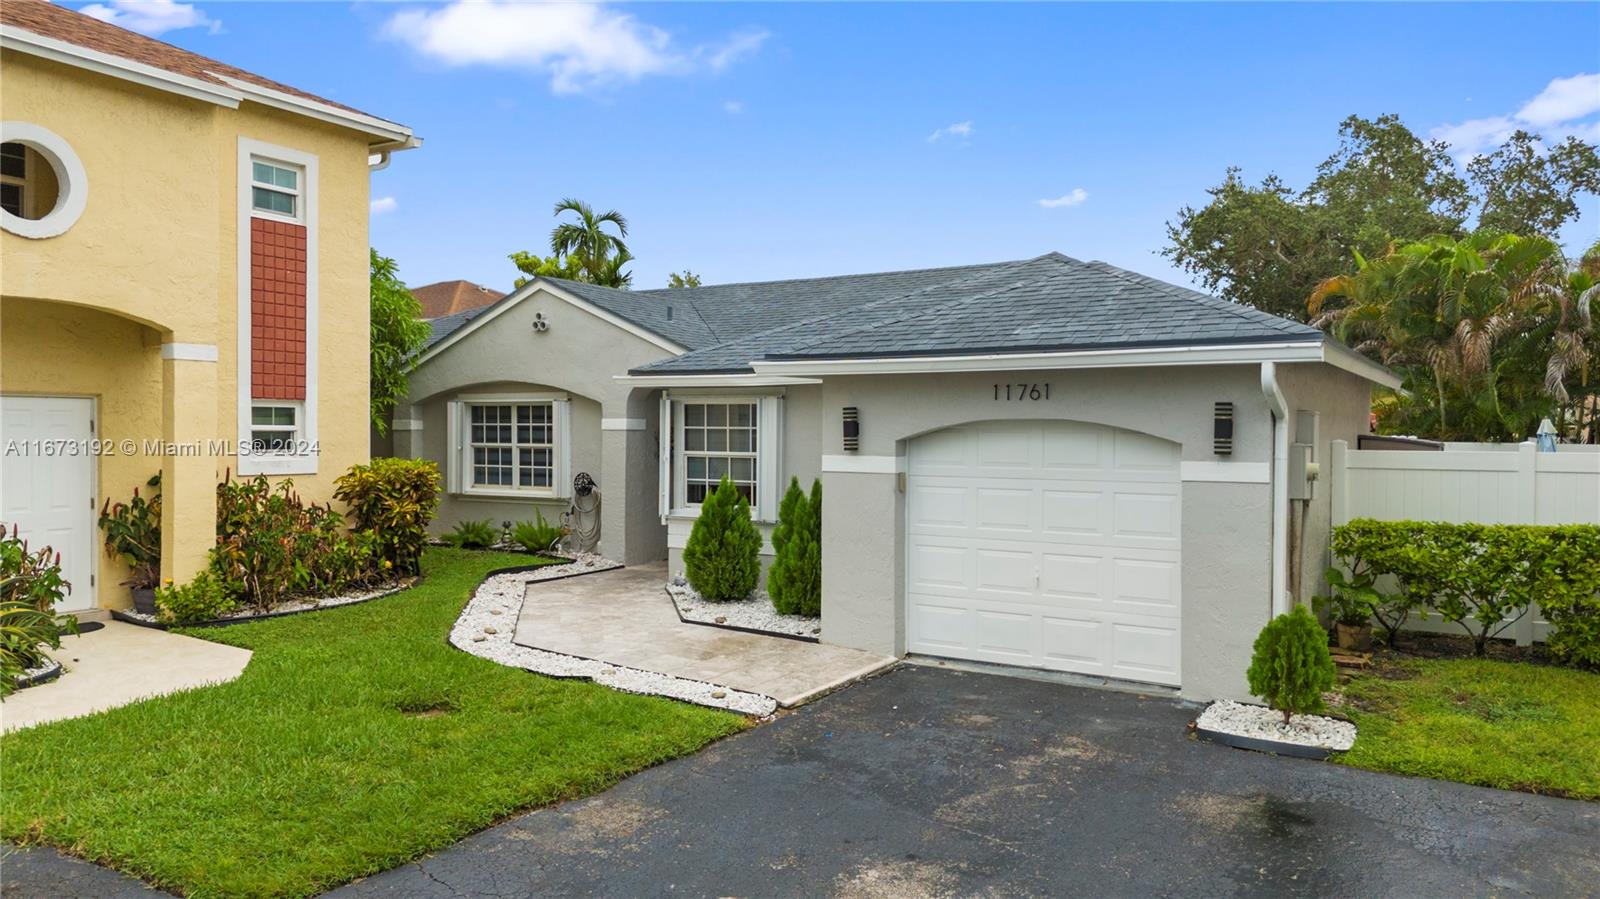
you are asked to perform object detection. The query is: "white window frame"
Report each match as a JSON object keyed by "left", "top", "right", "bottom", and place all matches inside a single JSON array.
[
  {"left": 664, "top": 393, "right": 783, "bottom": 521},
  {"left": 249, "top": 157, "right": 303, "bottom": 224},
  {"left": 235, "top": 137, "right": 318, "bottom": 476},
  {"left": 446, "top": 393, "right": 571, "bottom": 499},
  {"left": 247, "top": 400, "right": 304, "bottom": 455},
  {"left": 0, "top": 121, "right": 89, "bottom": 239}
]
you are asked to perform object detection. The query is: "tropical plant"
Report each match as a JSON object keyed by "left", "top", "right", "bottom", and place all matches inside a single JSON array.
[
  {"left": 768, "top": 478, "right": 822, "bottom": 617},
  {"left": 154, "top": 570, "right": 239, "bottom": 625},
  {"left": 370, "top": 249, "right": 431, "bottom": 434},
  {"left": 681, "top": 475, "right": 762, "bottom": 601},
  {"left": 0, "top": 601, "right": 73, "bottom": 697},
  {"left": 512, "top": 511, "right": 565, "bottom": 554},
  {"left": 1246, "top": 605, "right": 1336, "bottom": 724},
  {"left": 211, "top": 473, "right": 372, "bottom": 611},
  {"left": 444, "top": 519, "right": 498, "bottom": 549},
  {"left": 1313, "top": 567, "right": 1382, "bottom": 627},
  {"left": 549, "top": 197, "right": 632, "bottom": 287},
  {"left": 98, "top": 473, "right": 161, "bottom": 590},
  {"left": 1310, "top": 233, "right": 1598, "bottom": 441},
  {"left": 1, "top": 525, "right": 73, "bottom": 612},
  {"left": 334, "top": 458, "right": 441, "bottom": 577}
]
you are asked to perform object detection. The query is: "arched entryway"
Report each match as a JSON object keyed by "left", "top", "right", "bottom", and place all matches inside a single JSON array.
[{"left": 904, "top": 419, "right": 1183, "bottom": 686}]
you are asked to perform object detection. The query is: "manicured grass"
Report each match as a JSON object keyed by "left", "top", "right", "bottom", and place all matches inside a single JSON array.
[
  {"left": 1, "top": 549, "right": 746, "bottom": 897},
  {"left": 1335, "top": 657, "right": 1599, "bottom": 800}
]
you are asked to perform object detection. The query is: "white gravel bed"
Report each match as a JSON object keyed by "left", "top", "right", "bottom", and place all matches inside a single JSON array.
[
  {"left": 116, "top": 578, "right": 418, "bottom": 625},
  {"left": 13, "top": 658, "right": 62, "bottom": 688},
  {"left": 450, "top": 555, "right": 778, "bottom": 717},
  {"left": 665, "top": 576, "right": 821, "bottom": 639},
  {"left": 1196, "top": 699, "right": 1357, "bottom": 752}
]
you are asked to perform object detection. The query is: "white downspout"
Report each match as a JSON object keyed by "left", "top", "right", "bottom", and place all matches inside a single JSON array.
[{"left": 1261, "top": 362, "right": 1290, "bottom": 618}]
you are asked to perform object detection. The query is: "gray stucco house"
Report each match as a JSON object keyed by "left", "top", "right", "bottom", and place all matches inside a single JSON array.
[{"left": 394, "top": 252, "right": 1395, "bottom": 700}]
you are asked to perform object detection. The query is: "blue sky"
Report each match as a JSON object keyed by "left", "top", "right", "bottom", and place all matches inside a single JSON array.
[{"left": 80, "top": 1, "right": 1600, "bottom": 293}]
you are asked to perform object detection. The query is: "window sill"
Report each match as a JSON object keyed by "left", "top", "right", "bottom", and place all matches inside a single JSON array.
[
  {"left": 458, "top": 488, "right": 559, "bottom": 501},
  {"left": 238, "top": 454, "right": 317, "bottom": 476}
]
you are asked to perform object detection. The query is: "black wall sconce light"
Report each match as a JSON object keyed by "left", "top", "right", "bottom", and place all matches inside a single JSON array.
[
  {"left": 1213, "top": 401, "right": 1234, "bottom": 455},
  {"left": 842, "top": 406, "right": 860, "bottom": 451}
]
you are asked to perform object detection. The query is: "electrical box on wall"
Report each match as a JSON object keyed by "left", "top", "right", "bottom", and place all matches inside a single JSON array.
[{"left": 1288, "top": 443, "right": 1313, "bottom": 500}]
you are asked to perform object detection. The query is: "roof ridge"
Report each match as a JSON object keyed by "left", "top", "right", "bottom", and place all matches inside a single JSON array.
[{"left": 629, "top": 257, "right": 1029, "bottom": 297}]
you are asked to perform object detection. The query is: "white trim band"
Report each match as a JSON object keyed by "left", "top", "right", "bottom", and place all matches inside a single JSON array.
[
  {"left": 602, "top": 418, "right": 646, "bottom": 431},
  {"left": 160, "top": 342, "right": 219, "bottom": 362},
  {"left": 1179, "top": 461, "right": 1270, "bottom": 484},
  {"left": 821, "top": 454, "right": 900, "bottom": 474},
  {"left": 392, "top": 419, "right": 423, "bottom": 432}
]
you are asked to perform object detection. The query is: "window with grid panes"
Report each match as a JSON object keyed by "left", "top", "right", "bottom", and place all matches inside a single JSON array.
[{"left": 680, "top": 401, "right": 757, "bottom": 504}]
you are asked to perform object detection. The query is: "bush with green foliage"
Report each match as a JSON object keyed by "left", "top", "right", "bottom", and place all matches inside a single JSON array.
[
  {"left": 769, "top": 478, "right": 822, "bottom": 617},
  {"left": 333, "top": 458, "right": 441, "bottom": 576},
  {"left": 1246, "top": 605, "right": 1336, "bottom": 724},
  {"left": 444, "top": 519, "right": 498, "bottom": 549},
  {"left": 97, "top": 473, "right": 162, "bottom": 590},
  {"left": 1332, "top": 519, "right": 1600, "bottom": 658},
  {"left": 211, "top": 472, "right": 380, "bottom": 612},
  {"left": 682, "top": 476, "right": 762, "bottom": 601},
  {"left": 154, "top": 571, "right": 239, "bottom": 624},
  {"left": 1, "top": 527, "right": 78, "bottom": 695},
  {"left": 512, "top": 511, "right": 565, "bottom": 554}
]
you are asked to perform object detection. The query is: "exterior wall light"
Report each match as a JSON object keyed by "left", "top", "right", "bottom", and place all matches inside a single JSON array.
[
  {"left": 842, "top": 406, "right": 860, "bottom": 451},
  {"left": 1213, "top": 401, "right": 1234, "bottom": 455}
]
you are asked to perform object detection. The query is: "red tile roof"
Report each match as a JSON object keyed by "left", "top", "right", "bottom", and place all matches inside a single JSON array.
[
  {"left": 1, "top": 0, "right": 378, "bottom": 118},
  {"left": 412, "top": 280, "right": 507, "bottom": 319}
]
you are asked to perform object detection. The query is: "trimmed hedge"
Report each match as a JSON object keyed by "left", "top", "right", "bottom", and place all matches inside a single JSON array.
[{"left": 1331, "top": 519, "right": 1600, "bottom": 663}]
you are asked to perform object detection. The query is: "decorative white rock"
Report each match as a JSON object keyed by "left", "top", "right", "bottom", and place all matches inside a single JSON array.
[
  {"left": 665, "top": 577, "right": 820, "bottom": 639},
  {"left": 1196, "top": 699, "right": 1357, "bottom": 752}
]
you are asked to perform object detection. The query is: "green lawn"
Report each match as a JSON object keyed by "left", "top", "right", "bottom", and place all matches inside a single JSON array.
[
  {"left": 1335, "top": 657, "right": 1600, "bottom": 800},
  {"left": 1, "top": 548, "right": 745, "bottom": 898}
]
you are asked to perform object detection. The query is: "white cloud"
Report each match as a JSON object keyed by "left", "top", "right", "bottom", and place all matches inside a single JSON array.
[
  {"left": 79, "top": 0, "right": 220, "bottom": 36},
  {"left": 1433, "top": 72, "right": 1600, "bottom": 160},
  {"left": 370, "top": 196, "right": 398, "bottom": 215},
  {"left": 1037, "top": 188, "right": 1089, "bottom": 209},
  {"left": 722, "top": 100, "right": 744, "bottom": 115},
  {"left": 381, "top": 2, "right": 767, "bottom": 95},
  {"left": 927, "top": 121, "right": 973, "bottom": 143}
]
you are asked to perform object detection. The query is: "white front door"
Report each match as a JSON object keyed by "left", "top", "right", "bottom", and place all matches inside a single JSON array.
[
  {"left": 906, "top": 420, "right": 1182, "bottom": 686},
  {"left": 1, "top": 396, "right": 97, "bottom": 611}
]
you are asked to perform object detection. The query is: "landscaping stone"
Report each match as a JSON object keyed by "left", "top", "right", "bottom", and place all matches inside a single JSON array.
[
  {"left": 113, "top": 578, "right": 418, "bottom": 627},
  {"left": 452, "top": 555, "right": 778, "bottom": 717},
  {"left": 1195, "top": 699, "right": 1357, "bottom": 753},
  {"left": 666, "top": 575, "right": 819, "bottom": 640}
]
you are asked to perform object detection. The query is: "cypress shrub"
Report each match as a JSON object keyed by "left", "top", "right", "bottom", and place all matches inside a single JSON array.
[
  {"left": 682, "top": 475, "right": 762, "bottom": 601},
  {"left": 770, "top": 478, "right": 822, "bottom": 617},
  {"left": 770, "top": 478, "right": 806, "bottom": 558},
  {"left": 1245, "top": 605, "right": 1335, "bottom": 724}
]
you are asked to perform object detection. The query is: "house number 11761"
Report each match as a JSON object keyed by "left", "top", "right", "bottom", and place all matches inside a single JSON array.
[{"left": 994, "top": 383, "right": 1050, "bottom": 401}]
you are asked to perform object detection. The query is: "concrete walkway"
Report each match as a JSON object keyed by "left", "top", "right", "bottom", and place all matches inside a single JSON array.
[
  {"left": 2, "top": 622, "right": 252, "bottom": 732},
  {"left": 513, "top": 564, "right": 895, "bottom": 707}
]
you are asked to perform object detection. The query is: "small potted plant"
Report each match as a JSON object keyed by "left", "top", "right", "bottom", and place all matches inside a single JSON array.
[
  {"left": 99, "top": 474, "right": 162, "bottom": 614},
  {"left": 1312, "top": 566, "right": 1379, "bottom": 652}
]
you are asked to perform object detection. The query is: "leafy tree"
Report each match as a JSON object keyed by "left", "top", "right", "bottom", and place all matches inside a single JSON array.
[
  {"left": 682, "top": 475, "right": 762, "bottom": 601},
  {"left": 1246, "top": 605, "right": 1335, "bottom": 724},
  {"left": 1166, "top": 115, "right": 1599, "bottom": 322},
  {"left": 369, "top": 250, "right": 431, "bottom": 435},
  {"left": 667, "top": 270, "right": 703, "bottom": 288},
  {"left": 1311, "top": 233, "right": 1598, "bottom": 440},
  {"left": 769, "top": 478, "right": 822, "bottom": 617},
  {"left": 508, "top": 198, "right": 633, "bottom": 289}
]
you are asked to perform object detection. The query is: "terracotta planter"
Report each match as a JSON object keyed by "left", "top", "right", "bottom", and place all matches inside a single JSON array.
[
  {"left": 130, "top": 586, "right": 158, "bottom": 616},
  {"left": 1335, "top": 622, "right": 1373, "bottom": 652}
]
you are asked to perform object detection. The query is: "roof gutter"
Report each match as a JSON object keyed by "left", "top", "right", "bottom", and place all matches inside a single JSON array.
[{"left": 1261, "top": 362, "right": 1290, "bottom": 620}]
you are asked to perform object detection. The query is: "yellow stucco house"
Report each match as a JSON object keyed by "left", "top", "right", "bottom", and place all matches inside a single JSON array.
[{"left": 0, "top": 0, "right": 417, "bottom": 612}]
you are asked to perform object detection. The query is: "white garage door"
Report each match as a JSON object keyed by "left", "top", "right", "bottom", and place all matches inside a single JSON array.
[
  {"left": 906, "top": 420, "right": 1182, "bottom": 686},
  {"left": 1, "top": 396, "right": 97, "bottom": 612}
]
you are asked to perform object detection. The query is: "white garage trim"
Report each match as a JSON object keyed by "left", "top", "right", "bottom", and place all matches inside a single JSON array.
[
  {"left": 821, "top": 454, "right": 901, "bottom": 474},
  {"left": 904, "top": 420, "right": 1182, "bottom": 687}
]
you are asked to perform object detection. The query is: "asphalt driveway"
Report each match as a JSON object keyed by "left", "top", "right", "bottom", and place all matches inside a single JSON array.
[{"left": 7, "top": 664, "right": 1597, "bottom": 897}]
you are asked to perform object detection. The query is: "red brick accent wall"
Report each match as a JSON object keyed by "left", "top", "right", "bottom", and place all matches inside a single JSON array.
[{"left": 250, "top": 217, "right": 307, "bottom": 400}]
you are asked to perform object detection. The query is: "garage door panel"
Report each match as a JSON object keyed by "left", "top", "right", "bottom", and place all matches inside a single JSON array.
[{"left": 908, "top": 419, "right": 1181, "bottom": 688}]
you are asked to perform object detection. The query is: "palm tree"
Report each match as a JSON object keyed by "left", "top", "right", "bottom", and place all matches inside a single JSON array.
[{"left": 548, "top": 198, "right": 631, "bottom": 287}]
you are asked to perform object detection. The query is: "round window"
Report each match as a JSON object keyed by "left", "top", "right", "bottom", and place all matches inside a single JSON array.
[{"left": 0, "top": 122, "right": 88, "bottom": 239}]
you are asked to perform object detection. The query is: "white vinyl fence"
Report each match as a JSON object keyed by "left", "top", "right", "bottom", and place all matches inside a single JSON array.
[{"left": 1328, "top": 439, "right": 1600, "bottom": 645}]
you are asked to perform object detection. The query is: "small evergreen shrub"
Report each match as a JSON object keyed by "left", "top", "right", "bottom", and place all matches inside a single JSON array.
[
  {"left": 682, "top": 476, "right": 762, "bottom": 601},
  {"left": 512, "top": 511, "right": 565, "bottom": 554},
  {"left": 155, "top": 571, "right": 239, "bottom": 624},
  {"left": 1246, "top": 605, "right": 1335, "bottom": 724},
  {"left": 769, "top": 478, "right": 822, "bottom": 617},
  {"left": 334, "top": 458, "right": 441, "bottom": 576},
  {"left": 445, "top": 519, "right": 497, "bottom": 549},
  {"left": 770, "top": 478, "right": 805, "bottom": 558}
]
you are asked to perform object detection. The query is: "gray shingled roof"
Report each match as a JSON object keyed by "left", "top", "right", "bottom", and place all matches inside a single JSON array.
[
  {"left": 422, "top": 254, "right": 1325, "bottom": 373},
  {"left": 631, "top": 253, "right": 1322, "bottom": 374}
]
